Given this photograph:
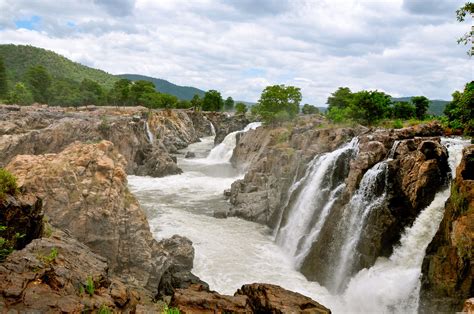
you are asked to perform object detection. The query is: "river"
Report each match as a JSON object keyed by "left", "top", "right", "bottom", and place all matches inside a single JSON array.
[{"left": 128, "top": 127, "right": 469, "bottom": 313}]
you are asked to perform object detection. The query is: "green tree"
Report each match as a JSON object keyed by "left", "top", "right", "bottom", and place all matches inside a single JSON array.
[
  {"left": 7, "top": 82, "right": 33, "bottom": 105},
  {"left": 411, "top": 96, "right": 430, "bottom": 120},
  {"left": 130, "top": 80, "right": 156, "bottom": 106},
  {"left": 392, "top": 101, "right": 416, "bottom": 119},
  {"left": 80, "top": 78, "right": 105, "bottom": 106},
  {"left": 191, "top": 94, "right": 202, "bottom": 110},
  {"left": 176, "top": 99, "right": 192, "bottom": 109},
  {"left": 159, "top": 93, "right": 179, "bottom": 109},
  {"left": 252, "top": 84, "right": 302, "bottom": 125},
  {"left": 0, "top": 56, "right": 7, "bottom": 99},
  {"left": 456, "top": 2, "right": 474, "bottom": 56},
  {"left": 108, "top": 79, "right": 131, "bottom": 106},
  {"left": 302, "top": 104, "right": 319, "bottom": 115},
  {"left": 49, "top": 78, "right": 81, "bottom": 107},
  {"left": 350, "top": 90, "right": 391, "bottom": 125},
  {"left": 327, "top": 87, "right": 353, "bottom": 110},
  {"left": 224, "top": 96, "right": 235, "bottom": 111},
  {"left": 235, "top": 102, "right": 247, "bottom": 115},
  {"left": 444, "top": 81, "right": 474, "bottom": 134},
  {"left": 26, "top": 65, "right": 52, "bottom": 103},
  {"left": 202, "top": 90, "right": 224, "bottom": 111}
]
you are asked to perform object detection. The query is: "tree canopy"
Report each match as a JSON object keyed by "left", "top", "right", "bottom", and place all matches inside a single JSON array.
[
  {"left": 26, "top": 65, "right": 52, "bottom": 103},
  {"left": 411, "top": 96, "right": 430, "bottom": 120},
  {"left": 235, "top": 102, "right": 247, "bottom": 115},
  {"left": 202, "top": 90, "right": 224, "bottom": 111},
  {"left": 0, "top": 56, "right": 7, "bottom": 98},
  {"left": 224, "top": 96, "right": 234, "bottom": 111},
  {"left": 252, "top": 84, "right": 301, "bottom": 124},
  {"left": 444, "top": 81, "right": 474, "bottom": 134}
]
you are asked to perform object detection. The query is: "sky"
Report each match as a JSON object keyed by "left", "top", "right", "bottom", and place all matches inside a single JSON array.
[{"left": 0, "top": 0, "right": 472, "bottom": 104}]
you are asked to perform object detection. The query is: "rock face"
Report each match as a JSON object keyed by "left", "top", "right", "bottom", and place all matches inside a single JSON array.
[
  {"left": 206, "top": 112, "right": 249, "bottom": 144},
  {"left": 5, "top": 140, "right": 198, "bottom": 295},
  {"left": 0, "top": 105, "right": 244, "bottom": 178},
  {"left": 419, "top": 145, "right": 474, "bottom": 313},
  {"left": 228, "top": 119, "right": 450, "bottom": 289},
  {"left": 0, "top": 229, "right": 152, "bottom": 312},
  {"left": 171, "top": 283, "right": 331, "bottom": 313}
]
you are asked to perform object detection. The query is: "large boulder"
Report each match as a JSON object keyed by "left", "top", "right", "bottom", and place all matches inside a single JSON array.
[
  {"left": 419, "top": 145, "right": 474, "bottom": 313},
  {"left": 5, "top": 141, "right": 197, "bottom": 295},
  {"left": 171, "top": 283, "right": 331, "bottom": 313}
]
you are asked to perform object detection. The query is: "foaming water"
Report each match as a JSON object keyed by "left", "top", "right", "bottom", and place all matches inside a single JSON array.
[
  {"left": 206, "top": 122, "right": 261, "bottom": 162},
  {"left": 128, "top": 133, "right": 470, "bottom": 314}
]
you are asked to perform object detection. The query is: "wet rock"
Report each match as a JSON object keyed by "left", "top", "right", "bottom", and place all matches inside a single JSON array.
[
  {"left": 185, "top": 151, "right": 196, "bottom": 158},
  {"left": 213, "top": 208, "right": 228, "bottom": 219},
  {"left": 419, "top": 145, "right": 474, "bottom": 313},
  {"left": 5, "top": 141, "right": 197, "bottom": 295},
  {"left": 206, "top": 113, "right": 249, "bottom": 144}
]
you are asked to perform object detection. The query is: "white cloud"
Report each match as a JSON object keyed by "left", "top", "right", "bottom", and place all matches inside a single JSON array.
[{"left": 0, "top": 0, "right": 471, "bottom": 104}]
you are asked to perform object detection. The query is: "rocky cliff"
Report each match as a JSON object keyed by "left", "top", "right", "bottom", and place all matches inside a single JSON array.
[
  {"left": 0, "top": 105, "right": 244, "bottom": 178},
  {"left": 228, "top": 118, "right": 450, "bottom": 290},
  {"left": 419, "top": 145, "right": 474, "bottom": 313},
  {"left": 5, "top": 140, "right": 201, "bottom": 296}
]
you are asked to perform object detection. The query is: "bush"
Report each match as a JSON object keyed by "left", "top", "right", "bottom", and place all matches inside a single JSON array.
[
  {"left": 0, "top": 168, "right": 18, "bottom": 200},
  {"left": 253, "top": 85, "right": 301, "bottom": 125},
  {"left": 392, "top": 119, "right": 403, "bottom": 129}
]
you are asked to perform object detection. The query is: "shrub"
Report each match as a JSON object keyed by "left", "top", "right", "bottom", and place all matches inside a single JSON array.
[
  {"left": 85, "top": 276, "right": 95, "bottom": 296},
  {"left": 0, "top": 168, "right": 18, "bottom": 200},
  {"left": 392, "top": 119, "right": 403, "bottom": 129}
]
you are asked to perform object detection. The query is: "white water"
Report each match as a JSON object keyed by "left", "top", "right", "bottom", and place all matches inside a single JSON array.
[
  {"left": 145, "top": 121, "right": 154, "bottom": 144},
  {"left": 206, "top": 122, "right": 261, "bottom": 162},
  {"left": 276, "top": 138, "right": 358, "bottom": 263},
  {"left": 210, "top": 121, "right": 216, "bottom": 136},
  {"left": 339, "top": 137, "right": 470, "bottom": 313},
  {"left": 128, "top": 132, "right": 470, "bottom": 314},
  {"left": 331, "top": 161, "right": 388, "bottom": 291}
]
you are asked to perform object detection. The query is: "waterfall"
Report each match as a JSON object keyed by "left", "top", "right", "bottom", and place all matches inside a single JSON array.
[
  {"left": 145, "top": 121, "right": 154, "bottom": 144},
  {"left": 206, "top": 122, "right": 261, "bottom": 162},
  {"left": 275, "top": 138, "right": 359, "bottom": 262},
  {"left": 330, "top": 161, "right": 388, "bottom": 291},
  {"left": 339, "top": 137, "right": 470, "bottom": 313},
  {"left": 210, "top": 121, "right": 216, "bottom": 136}
]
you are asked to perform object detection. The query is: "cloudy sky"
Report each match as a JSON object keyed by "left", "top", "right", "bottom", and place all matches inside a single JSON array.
[{"left": 0, "top": 0, "right": 471, "bottom": 104}]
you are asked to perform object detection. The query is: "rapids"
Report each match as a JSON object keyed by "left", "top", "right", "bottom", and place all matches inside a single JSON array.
[{"left": 128, "top": 127, "right": 470, "bottom": 313}]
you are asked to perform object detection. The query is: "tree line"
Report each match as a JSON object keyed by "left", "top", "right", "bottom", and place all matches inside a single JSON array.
[{"left": 0, "top": 58, "right": 246, "bottom": 112}]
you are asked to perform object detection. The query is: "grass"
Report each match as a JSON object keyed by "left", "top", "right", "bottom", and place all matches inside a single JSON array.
[
  {"left": 161, "top": 304, "right": 180, "bottom": 314},
  {"left": 85, "top": 276, "right": 95, "bottom": 296},
  {"left": 37, "top": 247, "right": 58, "bottom": 265},
  {"left": 0, "top": 225, "right": 25, "bottom": 262}
]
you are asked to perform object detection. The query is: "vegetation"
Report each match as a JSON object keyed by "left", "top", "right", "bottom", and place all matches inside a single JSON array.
[
  {"left": 26, "top": 65, "right": 52, "bottom": 103},
  {"left": 38, "top": 247, "right": 59, "bottom": 265},
  {"left": 444, "top": 81, "right": 474, "bottom": 135},
  {"left": 252, "top": 84, "right": 301, "bottom": 125},
  {"left": 235, "top": 102, "right": 247, "bottom": 115},
  {"left": 0, "top": 56, "right": 7, "bottom": 99},
  {"left": 161, "top": 304, "right": 180, "bottom": 314},
  {"left": 224, "top": 96, "right": 234, "bottom": 111},
  {"left": 202, "top": 90, "right": 224, "bottom": 111},
  {"left": 301, "top": 104, "right": 319, "bottom": 115},
  {"left": 0, "top": 226, "right": 25, "bottom": 262},
  {"left": 85, "top": 276, "right": 95, "bottom": 296},
  {"left": 0, "top": 168, "right": 18, "bottom": 200},
  {"left": 412, "top": 96, "right": 430, "bottom": 120},
  {"left": 456, "top": 2, "right": 474, "bottom": 56}
]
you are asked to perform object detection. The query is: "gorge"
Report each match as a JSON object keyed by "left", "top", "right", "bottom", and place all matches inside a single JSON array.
[{"left": 0, "top": 105, "right": 472, "bottom": 313}]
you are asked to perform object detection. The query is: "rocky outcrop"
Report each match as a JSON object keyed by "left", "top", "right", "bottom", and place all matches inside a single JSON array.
[
  {"left": 171, "top": 283, "right": 331, "bottom": 313},
  {"left": 419, "top": 145, "right": 474, "bottom": 313},
  {"left": 228, "top": 119, "right": 450, "bottom": 290},
  {"left": 0, "top": 105, "right": 245, "bottom": 178},
  {"left": 0, "top": 229, "right": 160, "bottom": 312},
  {"left": 5, "top": 140, "right": 199, "bottom": 296}
]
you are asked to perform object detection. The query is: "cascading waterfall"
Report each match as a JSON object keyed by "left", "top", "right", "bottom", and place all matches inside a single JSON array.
[
  {"left": 145, "top": 121, "right": 154, "bottom": 144},
  {"left": 276, "top": 138, "right": 359, "bottom": 263},
  {"left": 210, "top": 121, "right": 216, "bottom": 136},
  {"left": 339, "top": 137, "right": 470, "bottom": 313},
  {"left": 330, "top": 160, "right": 388, "bottom": 291},
  {"left": 206, "top": 122, "right": 261, "bottom": 162}
]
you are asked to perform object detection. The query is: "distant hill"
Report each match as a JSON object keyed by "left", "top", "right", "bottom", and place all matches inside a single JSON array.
[
  {"left": 0, "top": 44, "right": 118, "bottom": 89},
  {"left": 118, "top": 74, "right": 206, "bottom": 101},
  {"left": 392, "top": 96, "right": 449, "bottom": 116}
]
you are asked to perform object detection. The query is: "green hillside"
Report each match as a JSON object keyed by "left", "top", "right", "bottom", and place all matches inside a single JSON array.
[
  {"left": 392, "top": 96, "right": 449, "bottom": 116},
  {"left": 0, "top": 44, "right": 118, "bottom": 89},
  {"left": 118, "top": 74, "right": 206, "bottom": 100}
]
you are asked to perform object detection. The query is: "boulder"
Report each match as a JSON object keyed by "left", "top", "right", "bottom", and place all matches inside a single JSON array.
[
  {"left": 185, "top": 151, "right": 196, "bottom": 159},
  {"left": 171, "top": 283, "right": 331, "bottom": 314}
]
